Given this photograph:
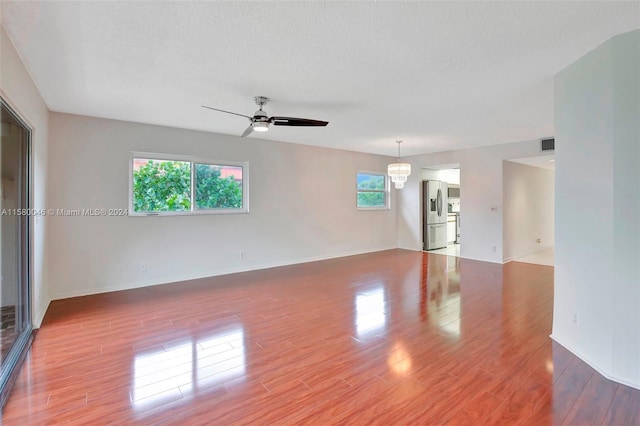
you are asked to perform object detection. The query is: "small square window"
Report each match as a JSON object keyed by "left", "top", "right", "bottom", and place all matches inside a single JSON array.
[{"left": 357, "top": 172, "right": 389, "bottom": 209}]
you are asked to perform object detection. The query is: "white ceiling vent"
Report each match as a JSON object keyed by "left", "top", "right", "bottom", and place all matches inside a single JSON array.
[{"left": 541, "top": 138, "right": 555, "bottom": 151}]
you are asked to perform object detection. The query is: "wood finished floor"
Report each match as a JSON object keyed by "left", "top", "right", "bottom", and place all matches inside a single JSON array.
[{"left": 3, "top": 249, "right": 639, "bottom": 425}]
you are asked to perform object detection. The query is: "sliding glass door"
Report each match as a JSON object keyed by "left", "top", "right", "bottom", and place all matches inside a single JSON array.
[{"left": 0, "top": 98, "right": 32, "bottom": 407}]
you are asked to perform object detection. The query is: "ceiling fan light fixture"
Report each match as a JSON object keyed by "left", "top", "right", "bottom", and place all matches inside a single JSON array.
[
  {"left": 252, "top": 121, "right": 270, "bottom": 132},
  {"left": 387, "top": 141, "right": 411, "bottom": 189}
]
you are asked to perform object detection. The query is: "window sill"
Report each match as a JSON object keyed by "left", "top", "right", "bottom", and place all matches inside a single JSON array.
[
  {"left": 129, "top": 209, "right": 249, "bottom": 217},
  {"left": 357, "top": 207, "right": 391, "bottom": 211}
]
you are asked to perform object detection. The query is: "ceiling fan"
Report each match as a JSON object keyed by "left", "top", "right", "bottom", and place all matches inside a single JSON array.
[{"left": 202, "top": 96, "right": 329, "bottom": 137}]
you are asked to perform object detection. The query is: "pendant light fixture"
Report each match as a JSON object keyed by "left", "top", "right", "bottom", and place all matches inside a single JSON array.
[{"left": 387, "top": 140, "right": 411, "bottom": 189}]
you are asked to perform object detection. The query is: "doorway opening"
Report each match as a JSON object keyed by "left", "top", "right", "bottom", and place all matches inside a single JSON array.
[
  {"left": 0, "top": 98, "right": 33, "bottom": 408},
  {"left": 422, "top": 165, "right": 461, "bottom": 257},
  {"left": 503, "top": 154, "right": 555, "bottom": 266}
]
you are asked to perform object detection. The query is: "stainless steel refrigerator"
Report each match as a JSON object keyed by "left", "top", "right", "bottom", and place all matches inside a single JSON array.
[{"left": 423, "top": 180, "right": 448, "bottom": 250}]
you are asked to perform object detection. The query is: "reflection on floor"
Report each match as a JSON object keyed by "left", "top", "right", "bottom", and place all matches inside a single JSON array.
[
  {"left": 427, "top": 243, "right": 460, "bottom": 257},
  {"left": 515, "top": 247, "right": 555, "bottom": 266},
  {"left": 3, "top": 249, "right": 639, "bottom": 424}
]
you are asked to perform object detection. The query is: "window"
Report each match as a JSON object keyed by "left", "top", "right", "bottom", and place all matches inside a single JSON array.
[
  {"left": 195, "top": 163, "right": 244, "bottom": 210},
  {"left": 130, "top": 153, "right": 248, "bottom": 215},
  {"left": 357, "top": 172, "right": 388, "bottom": 209}
]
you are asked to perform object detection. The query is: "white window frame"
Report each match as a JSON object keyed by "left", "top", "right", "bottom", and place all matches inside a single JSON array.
[
  {"left": 356, "top": 171, "right": 390, "bottom": 210},
  {"left": 129, "top": 152, "right": 249, "bottom": 216}
]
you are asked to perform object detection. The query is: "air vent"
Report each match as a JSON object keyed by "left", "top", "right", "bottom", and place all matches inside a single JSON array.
[{"left": 541, "top": 138, "right": 555, "bottom": 151}]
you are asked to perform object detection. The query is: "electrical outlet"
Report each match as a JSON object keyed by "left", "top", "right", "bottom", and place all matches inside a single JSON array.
[
  {"left": 536, "top": 238, "right": 541, "bottom": 243},
  {"left": 573, "top": 314, "right": 579, "bottom": 325},
  {"left": 240, "top": 251, "right": 246, "bottom": 260},
  {"left": 491, "top": 245, "right": 497, "bottom": 253},
  {"left": 140, "top": 263, "right": 147, "bottom": 272}
]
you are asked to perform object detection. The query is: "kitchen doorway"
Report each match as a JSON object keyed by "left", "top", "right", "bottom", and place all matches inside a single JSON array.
[
  {"left": 422, "top": 165, "right": 461, "bottom": 257},
  {"left": 0, "top": 98, "right": 33, "bottom": 408}
]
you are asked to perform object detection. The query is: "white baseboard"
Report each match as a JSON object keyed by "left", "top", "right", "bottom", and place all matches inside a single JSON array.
[
  {"left": 458, "top": 254, "right": 503, "bottom": 264},
  {"left": 399, "top": 246, "right": 504, "bottom": 265},
  {"left": 34, "top": 297, "right": 51, "bottom": 328},
  {"left": 510, "top": 246, "right": 554, "bottom": 261},
  {"left": 49, "top": 246, "right": 398, "bottom": 301},
  {"left": 550, "top": 334, "right": 640, "bottom": 391}
]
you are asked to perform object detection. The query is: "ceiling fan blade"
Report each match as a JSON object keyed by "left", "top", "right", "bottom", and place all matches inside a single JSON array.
[
  {"left": 202, "top": 105, "right": 253, "bottom": 119},
  {"left": 241, "top": 125, "right": 254, "bottom": 137},
  {"left": 270, "top": 117, "right": 329, "bottom": 127}
]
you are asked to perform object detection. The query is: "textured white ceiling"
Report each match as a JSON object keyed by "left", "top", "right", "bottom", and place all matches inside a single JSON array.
[{"left": 1, "top": 1, "right": 638, "bottom": 156}]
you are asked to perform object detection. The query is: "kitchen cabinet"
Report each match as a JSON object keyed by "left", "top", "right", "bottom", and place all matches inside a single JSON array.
[{"left": 447, "top": 214, "right": 457, "bottom": 243}]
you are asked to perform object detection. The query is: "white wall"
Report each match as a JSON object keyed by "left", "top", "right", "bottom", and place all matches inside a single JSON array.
[
  {"left": 420, "top": 169, "right": 445, "bottom": 181},
  {"left": 503, "top": 161, "right": 554, "bottom": 262},
  {"left": 420, "top": 168, "right": 459, "bottom": 185},
  {"left": 47, "top": 113, "right": 397, "bottom": 299},
  {"left": 443, "top": 169, "right": 460, "bottom": 185},
  {"left": 0, "top": 26, "right": 50, "bottom": 326},
  {"left": 553, "top": 29, "right": 639, "bottom": 389},
  {"left": 611, "top": 30, "right": 640, "bottom": 390},
  {"left": 398, "top": 140, "right": 544, "bottom": 263}
]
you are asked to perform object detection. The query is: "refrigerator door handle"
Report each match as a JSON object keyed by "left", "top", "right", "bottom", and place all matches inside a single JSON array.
[{"left": 436, "top": 189, "right": 442, "bottom": 217}]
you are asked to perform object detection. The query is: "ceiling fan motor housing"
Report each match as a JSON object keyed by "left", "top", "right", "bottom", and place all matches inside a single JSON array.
[
  {"left": 251, "top": 98, "right": 270, "bottom": 132},
  {"left": 253, "top": 109, "right": 269, "bottom": 121}
]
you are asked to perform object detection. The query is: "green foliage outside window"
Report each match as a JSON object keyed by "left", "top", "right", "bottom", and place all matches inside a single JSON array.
[
  {"left": 195, "top": 164, "right": 242, "bottom": 209},
  {"left": 132, "top": 159, "right": 243, "bottom": 213},
  {"left": 357, "top": 191, "right": 386, "bottom": 207},
  {"left": 133, "top": 160, "right": 191, "bottom": 212},
  {"left": 357, "top": 173, "right": 387, "bottom": 208}
]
